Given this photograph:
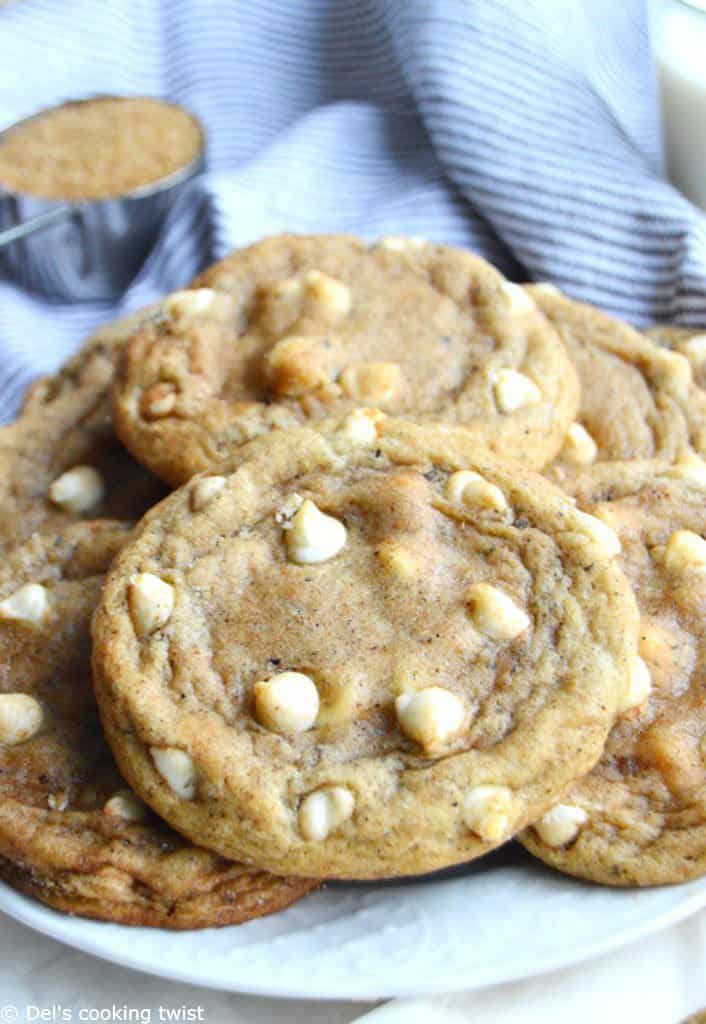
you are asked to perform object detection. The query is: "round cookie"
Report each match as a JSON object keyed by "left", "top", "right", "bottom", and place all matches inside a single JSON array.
[
  {"left": 521, "top": 471, "right": 706, "bottom": 886},
  {"left": 647, "top": 324, "right": 706, "bottom": 390},
  {"left": 92, "top": 415, "right": 640, "bottom": 880},
  {"left": 528, "top": 287, "right": 706, "bottom": 503},
  {"left": 0, "top": 522, "right": 314, "bottom": 928},
  {"left": 112, "top": 234, "right": 579, "bottom": 486},
  {"left": 0, "top": 307, "right": 167, "bottom": 552}
]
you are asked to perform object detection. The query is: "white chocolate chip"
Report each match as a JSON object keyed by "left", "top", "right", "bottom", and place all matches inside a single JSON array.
[
  {"left": 501, "top": 281, "right": 535, "bottom": 315},
  {"left": 532, "top": 282, "right": 560, "bottom": 296},
  {"left": 276, "top": 492, "right": 304, "bottom": 527},
  {"left": 142, "top": 383, "right": 177, "bottom": 419},
  {"left": 575, "top": 511, "right": 622, "bottom": 558},
  {"left": 191, "top": 475, "right": 227, "bottom": 511},
  {"left": 265, "top": 335, "right": 334, "bottom": 396},
  {"left": 395, "top": 687, "right": 465, "bottom": 752},
  {"left": 0, "top": 694, "right": 43, "bottom": 745},
  {"left": 104, "top": 789, "right": 149, "bottom": 822},
  {"left": 561, "top": 423, "right": 598, "bottom": 466},
  {"left": 638, "top": 619, "right": 675, "bottom": 668},
  {"left": 298, "top": 786, "right": 355, "bottom": 841},
  {"left": 162, "top": 286, "right": 233, "bottom": 321},
  {"left": 492, "top": 368, "right": 541, "bottom": 413},
  {"left": 271, "top": 277, "right": 303, "bottom": 299},
  {"left": 128, "top": 573, "right": 175, "bottom": 637},
  {"left": 340, "top": 362, "right": 403, "bottom": 405},
  {"left": 652, "top": 349, "right": 692, "bottom": 398},
  {"left": 48, "top": 792, "right": 69, "bottom": 812},
  {"left": 464, "top": 784, "right": 518, "bottom": 842},
  {"left": 445, "top": 470, "right": 508, "bottom": 515},
  {"left": 285, "top": 499, "right": 347, "bottom": 565},
  {"left": 376, "top": 236, "right": 426, "bottom": 252},
  {"left": 49, "top": 465, "right": 105, "bottom": 513},
  {"left": 150, "top": 747, "right": 197, "bottom": 800},
  {"left": 164, "top": 288, "right": 222, "bottom": 319},
  {"left": 667, "top": 451, "right": 706, "bottom": 485},
  {"left": 663, "top": 529, "right": 706, "bottom": 573},
  {"left": 534, "top": 803, "right": 588, "bottom": 846},
  {"left": 466, "top": 583, "right": 530, "bottom": 641},
  {"left": 682, "top": 334, "right": 706, "bottom": 365},
  {"left": 337, "top": 408, "right": 383, "bottom": 445},
  {"left": 254, "top": 671, "right": 320, "bottom": 734},
  {"left": 0, "top": 583, "right": 50, "bottom": 627},
  {"left": 304, "top": 271, "right": 352, "bottom": 319},
  {"left": 621, "top": 657, "right": 652, "bottom": 711}
]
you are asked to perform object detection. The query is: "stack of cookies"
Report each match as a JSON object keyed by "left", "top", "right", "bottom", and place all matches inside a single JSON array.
[{"left": 1, "top": 234, "right": 705, "bottom": 930}]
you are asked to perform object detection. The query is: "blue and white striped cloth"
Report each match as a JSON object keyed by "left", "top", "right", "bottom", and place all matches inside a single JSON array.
[{"left": 0, "top": 0, "right": 705, "bottom": 418}]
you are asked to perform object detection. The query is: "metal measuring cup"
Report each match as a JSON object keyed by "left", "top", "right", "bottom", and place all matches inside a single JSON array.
[{"left": 0, "top": 97, "right": 206, "bottom": 301}]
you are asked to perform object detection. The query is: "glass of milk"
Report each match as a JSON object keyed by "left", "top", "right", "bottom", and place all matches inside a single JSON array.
[{"left": 655, "top": 0, "right": 706, "bottom": 211}]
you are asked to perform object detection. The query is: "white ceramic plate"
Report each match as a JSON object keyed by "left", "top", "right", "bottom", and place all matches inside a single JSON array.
[{"left": 1, "top": 847, "right": 705, "bottom": 1000}]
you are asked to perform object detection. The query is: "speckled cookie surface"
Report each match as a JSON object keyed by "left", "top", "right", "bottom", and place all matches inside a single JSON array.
[
  {"left": 112, "top": 234, "right": 579, "bottom": 486},
  {"left": 0, "top": 522, "right": 314, "bottom": 928},
  {"left": 527, "top": 288, "right": 706, "bottom": 503},
  {"left": 93, "top": 416, "right": 639, "bottom": 880},
  {"left": 0, "top": 308, "right": 167, "bottom": 552},
  {"left": 521, "top": 472, "right": 706, "bottom": 886},
  {"left": 647, "top": 324, "right": 706, "bottom": 390}
]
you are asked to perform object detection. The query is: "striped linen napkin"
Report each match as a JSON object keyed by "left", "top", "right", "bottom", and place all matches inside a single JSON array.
[{"left": 0, "top": 0, "right": 704, "bottom": 420}]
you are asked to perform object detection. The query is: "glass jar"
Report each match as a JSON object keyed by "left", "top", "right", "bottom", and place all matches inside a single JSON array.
[{"left": 655, "top": 0, "right": 706, "bottom": 211}]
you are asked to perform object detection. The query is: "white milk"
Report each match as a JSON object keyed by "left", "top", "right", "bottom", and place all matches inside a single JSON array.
[{"left": 655, "top": 0, "right": 706, "bottom": 211}]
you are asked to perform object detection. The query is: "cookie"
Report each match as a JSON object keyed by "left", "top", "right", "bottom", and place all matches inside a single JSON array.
[
  {"left": 0, "top": 853, "right": 311, "bottom": 930},
  {"left": 0, "top": 522, "right": 314, "bottom": 928},
  {"left": 647, "top": 324, "right": 706, "bottom": 390},
  {"left": 521, "top": 472, "right": 706, "bottom": 886},
  {"left": 0, "top": 307, "right": 167, "bottom": 552},
  {"left": 112, "top": 234, "right": 579, "bottom": 486},
  {"left": 527, "top": 287, "right": 706, "bottom": 503},
  {"left": 92, "top": 415, "right": 639, "bottom": 880}
]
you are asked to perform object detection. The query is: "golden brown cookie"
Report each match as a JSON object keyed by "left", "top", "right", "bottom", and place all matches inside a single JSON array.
[
  {"left": 112, "top": 234, "right": 579, "bottom": 486},
  {"left": 521, "top": 472, "right": 706, "bottom": 886},
  {"left": 0, "top": 522, "right": 315, "bottom": 928},
  {"left": 647, "top": 324, "right": 706, "bottom": 390},
  {"left": 0, "top": 307, "right": 167, "bottom": 552},
  {"left": 527, "top": 287, "right": 706, "bottom": 503},
  {"left": 0, "top": 853, "right": 312, "bottom": 930},
  {"left": 92, "top": 415, "right": 639, "bottom": 880}
]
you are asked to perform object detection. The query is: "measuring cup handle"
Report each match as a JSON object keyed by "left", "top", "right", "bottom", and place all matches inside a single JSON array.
[{"left": 0, "top": 204, "right": 76, "bottom": 248}]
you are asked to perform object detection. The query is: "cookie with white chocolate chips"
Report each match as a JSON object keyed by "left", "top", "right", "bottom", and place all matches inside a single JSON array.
[
  {"left": 0, "top": 521, "right": 315, "bottom": 928},
  {"left": 92, "top": 415, "right": 639, "bottom": 880},
  {"left": 111, "top": 234, "right": 579, "bottom": 486},
  {"left": 521, "top": 470, "right": 706, "bottom": 886},
  {"left": 0, "top": 307, "right": 167, "bottom": 552},
  {"left": 526, "top": 287, "right": 706, "bottom": 503}
]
